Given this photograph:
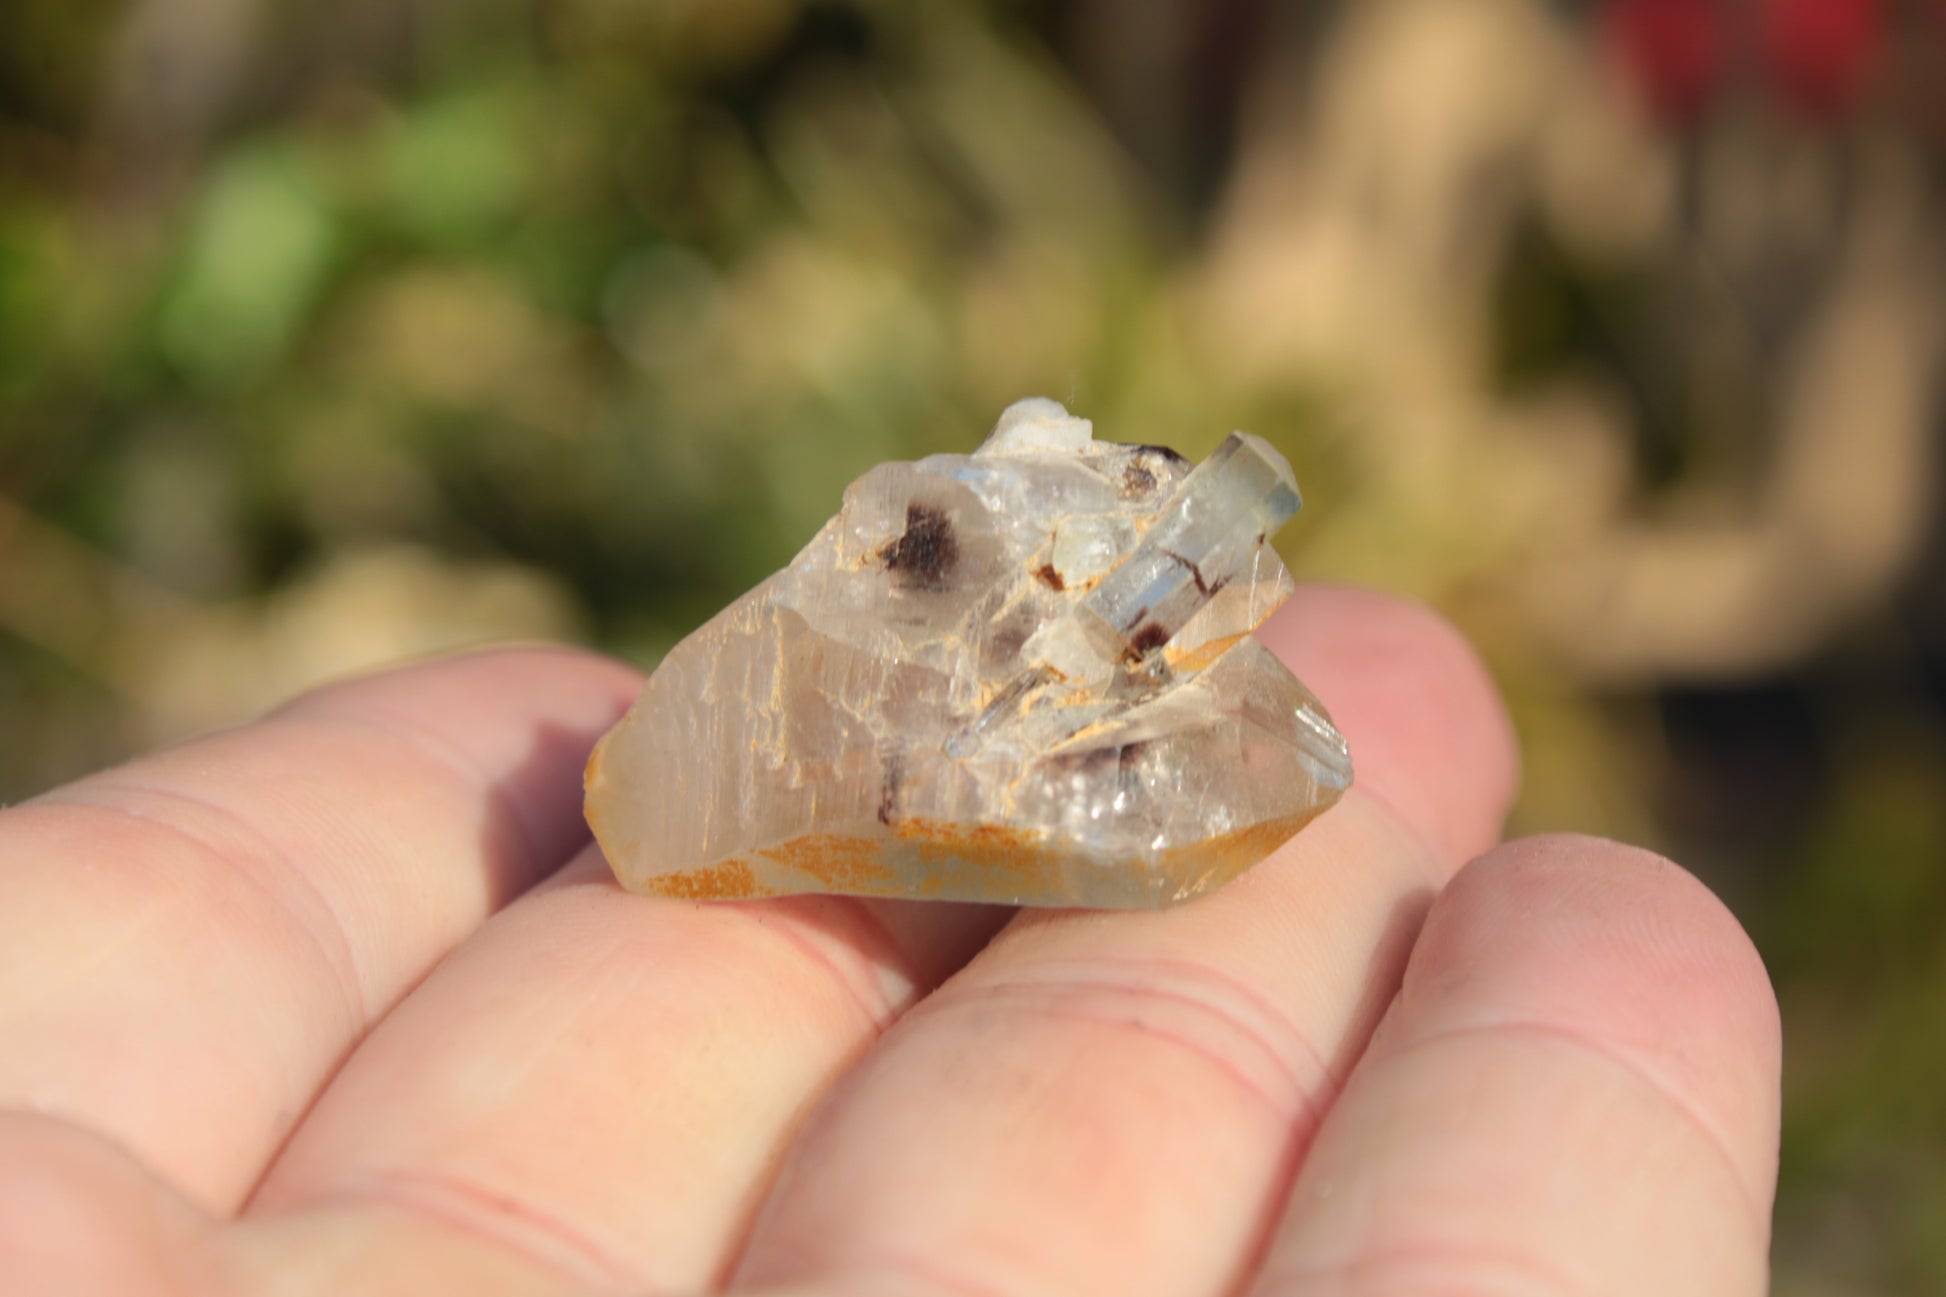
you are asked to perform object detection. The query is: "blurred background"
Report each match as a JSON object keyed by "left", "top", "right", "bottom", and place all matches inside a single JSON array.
[{"left": 0, "top": 0, "right": 1940, "bottom": 1288}]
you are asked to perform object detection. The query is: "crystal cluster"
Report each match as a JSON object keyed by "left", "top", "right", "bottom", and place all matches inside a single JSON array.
[{"left": 585, "top": 399, "right": 1352, "bottom": 907}]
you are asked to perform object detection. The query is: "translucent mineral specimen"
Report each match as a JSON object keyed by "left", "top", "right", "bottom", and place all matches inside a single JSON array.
[{"left": 585, "top": 398, "right": 1353, "bottom": 907}]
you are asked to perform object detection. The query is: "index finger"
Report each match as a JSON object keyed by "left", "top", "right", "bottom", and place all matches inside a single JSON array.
[{"left": 0, "top": 646, "right": 639, "bottom": 1212}]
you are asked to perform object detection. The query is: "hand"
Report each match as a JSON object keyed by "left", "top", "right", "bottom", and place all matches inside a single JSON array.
[{"left": 0, "top": 586, "right": 1779, "bottom": 1296}]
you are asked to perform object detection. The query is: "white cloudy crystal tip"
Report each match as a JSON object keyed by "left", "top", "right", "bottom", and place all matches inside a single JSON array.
[
  {"left": 585, "top": 399, "right": 1352, "bottom": 908},
  {"left": 978, "top": 397, "right": 1096, "bottom": 456}
]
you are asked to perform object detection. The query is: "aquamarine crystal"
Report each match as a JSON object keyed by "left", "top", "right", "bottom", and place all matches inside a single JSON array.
[{"left": 585, "top": 399, "right": 1352, "bottom": 907}]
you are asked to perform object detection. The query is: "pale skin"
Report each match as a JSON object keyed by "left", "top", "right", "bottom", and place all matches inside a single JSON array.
[{"left": 0, "top": 586, "right": 1781, "bottom": 1296}]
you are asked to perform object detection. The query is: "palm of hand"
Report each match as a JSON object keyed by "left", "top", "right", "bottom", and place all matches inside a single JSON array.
[{"left": 0, "top": 587, "right": 1779, "bottom": 1296}]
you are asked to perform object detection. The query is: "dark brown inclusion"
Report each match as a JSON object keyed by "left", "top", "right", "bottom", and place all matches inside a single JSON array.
[
  {"left": 881, "top": 503, "right": 959, "bottom": 589},
  {"left": 877, "top": 754, "right": 903, "bottom": 825},
  {"left": 1034, "top": 563, "right": 1066, "bottom": 591},
  {"left": 1127, "top": 623, "right": 1172, "bottom": 659},
  {"left": 1119, "top": 445, "right": 1190, "bottom": 499},
  {"left": 1162, "top": 548, "right": 1226, "bottom": 599}
]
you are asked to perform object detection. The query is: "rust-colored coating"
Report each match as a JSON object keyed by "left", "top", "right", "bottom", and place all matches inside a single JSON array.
[
  {"left": 757, "top": 833, "right": 901, "bottom": 892},
  {"left": 613, "top": 809, "right": 1319, "bottom": 907},
  {"left": 637, "top": 858, "right": 774, "bottom": 900},
  {"left": 891, "top": 817, "right": 1063, "bottom": 894},
  {"left": 1164, "top": 630, "right": 1248, "bottom": 675}
]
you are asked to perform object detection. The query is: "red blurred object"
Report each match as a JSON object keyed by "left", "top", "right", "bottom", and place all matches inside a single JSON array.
[
  {"left": 1758, "top": 0, "right": 1884, "bottom": 118},
  {"left": 1606, "top": 0, "right": 1727, "bottom": 125}
]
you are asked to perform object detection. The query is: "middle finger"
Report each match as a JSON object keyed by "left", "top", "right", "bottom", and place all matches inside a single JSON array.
[{"left": 731, "top": 588, "right": 1517, "bottom": 1297}]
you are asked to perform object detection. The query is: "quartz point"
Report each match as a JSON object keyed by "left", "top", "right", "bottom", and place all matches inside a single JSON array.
[{"left": 585, "top": 398, "right": 1354, "bottom": 908}]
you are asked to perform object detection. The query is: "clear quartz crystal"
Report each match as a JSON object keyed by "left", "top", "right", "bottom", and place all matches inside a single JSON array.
[{"left": 585, "top": 399, "right": 1353, "bottom": 907}]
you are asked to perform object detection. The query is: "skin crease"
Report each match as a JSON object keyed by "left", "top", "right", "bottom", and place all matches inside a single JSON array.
[{"left": 0, "top": 587, "right": 1781, "bottom": 1297}]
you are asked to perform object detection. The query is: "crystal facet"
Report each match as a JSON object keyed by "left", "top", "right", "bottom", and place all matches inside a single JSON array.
[{"left": 585, "top": 399, "right": 1353, "bottom": 907}]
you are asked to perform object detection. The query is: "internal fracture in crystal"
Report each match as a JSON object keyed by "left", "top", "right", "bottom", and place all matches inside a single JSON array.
[{"left": 585, "top": 398, "right": 1353, "bottom": 907}]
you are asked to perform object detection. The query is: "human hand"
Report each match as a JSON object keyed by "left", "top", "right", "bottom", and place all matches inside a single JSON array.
[{"left": 0, "top": 586, "right": 1779, "bottom": 1296}]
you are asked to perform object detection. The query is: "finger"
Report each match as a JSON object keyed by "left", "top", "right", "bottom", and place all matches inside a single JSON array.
[
  {"left": 0, "top": 1109, "right": 599, "bottom": 1297},
  {"left": 1249, "top": 836, "right": 1781, "bottom": 1297},
  {"left": 239, "top": 848, "right": 1008, "bottom": 1294},
  {"left": 1253, "top": 584, "right": 1517, "bottom": 863},
  {"left": 730, "top": 587, "right": 1520, "bottom": 1297},
  {"left": 0, "top": 647, "right": 639, "bottom": 1212},
  {"left": 0, "top": 1113, "right": 220, "bottom": 1297}
]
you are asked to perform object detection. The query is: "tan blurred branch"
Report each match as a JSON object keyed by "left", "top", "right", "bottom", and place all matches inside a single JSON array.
[
  {"left": 1519, "top": 164, "right": 1940, "bottom": 680},
  {"left": 1193, "top": 0, "right": 1940, "bottom": 684}
]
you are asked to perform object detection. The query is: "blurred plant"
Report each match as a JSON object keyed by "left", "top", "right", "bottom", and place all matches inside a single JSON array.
[{"left": 1, "top": 1, "right": 1944, "bottom": 1288}]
